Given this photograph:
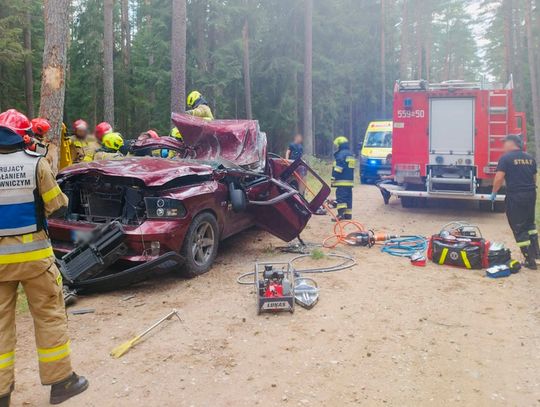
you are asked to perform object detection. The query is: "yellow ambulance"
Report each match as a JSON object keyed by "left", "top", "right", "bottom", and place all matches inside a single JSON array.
[{"left": 359, "top": 120, "right": 393, "bottom": 183}]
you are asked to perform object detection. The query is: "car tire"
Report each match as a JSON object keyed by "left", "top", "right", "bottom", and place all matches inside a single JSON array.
[{"left": 180, "top": 212, "right": 219, "bottom": 277}]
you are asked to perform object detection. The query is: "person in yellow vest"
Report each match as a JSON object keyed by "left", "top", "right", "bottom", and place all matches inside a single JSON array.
[
  {"left": 93, "top": 132, "right": 126, "bottom": 160},
  {"left": 186, "top": 90, "right": 214, "bottom": 120},
  {"left": 0, "top": 109, "right": 88, "bottom": 406},
  {"left": 65, "top": 120, "right": 95, "bottom": 164}
]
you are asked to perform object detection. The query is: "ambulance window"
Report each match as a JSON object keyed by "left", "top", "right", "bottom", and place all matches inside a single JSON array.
[{"left": 365, "top": 131, "right": 392, "bottom": 148}]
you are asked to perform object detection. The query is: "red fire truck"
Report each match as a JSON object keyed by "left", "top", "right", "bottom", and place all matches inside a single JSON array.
[{"left": 379, "top": 79, "right": 526, "bottom": 210}]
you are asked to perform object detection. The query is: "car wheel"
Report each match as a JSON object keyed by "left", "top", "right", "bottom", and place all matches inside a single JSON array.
[{"left": 180, "top": 212, "right": 219, "bottom": 277}]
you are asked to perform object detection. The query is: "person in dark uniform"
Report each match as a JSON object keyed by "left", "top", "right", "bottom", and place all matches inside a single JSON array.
[
  {"left": 331, "top": 136, "right": 356, "bottom": 220},
  {"left": 285, "top": 134, "right": 304, "bottom": 161},
  {"left": 491, "top": 135, "right": 538, "bottom": 269}
]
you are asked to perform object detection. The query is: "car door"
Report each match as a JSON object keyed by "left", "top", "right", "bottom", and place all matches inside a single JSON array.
[{"left": 244, "top": 158, "right": 330, "bottom": 242}]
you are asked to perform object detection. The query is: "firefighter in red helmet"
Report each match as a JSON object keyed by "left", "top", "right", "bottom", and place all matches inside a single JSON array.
[
  {"left": 30, "top": 118, "right": 59, "bottom": 174},
  {"left": 94, "top": 121, "right": 113, "bottom": 141},
  {"left": 0, "top": 109, "right": 89, "bottom": 406}
]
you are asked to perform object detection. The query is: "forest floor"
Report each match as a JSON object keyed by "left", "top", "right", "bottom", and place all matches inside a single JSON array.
[{"left": 10, "top": 184, "right": 540, "bottom": 407}]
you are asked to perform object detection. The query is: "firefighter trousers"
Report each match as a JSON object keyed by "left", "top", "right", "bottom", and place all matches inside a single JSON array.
[
  {"left": 335, "top": 186, "right": 353, "bottom": 219},
  {"left": 506, "top": 190, "right": 537, "bottom": 247},
  {"left": 0, "top": 264, "right": 72, "bottom": 396}
]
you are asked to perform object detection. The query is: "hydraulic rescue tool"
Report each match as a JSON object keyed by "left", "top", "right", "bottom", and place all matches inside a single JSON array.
[{"left": 255, "top": 262, "right": 295, "bottom": 314}]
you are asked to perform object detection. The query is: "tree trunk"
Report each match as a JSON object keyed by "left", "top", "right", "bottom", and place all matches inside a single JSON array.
[
  {"left": 171, "top": 0, "right": 187, "bottom": 115},
  {"left": 120, "top": 0, "right": 130, "bottom": 133},
  {"left": 399, "top": 0, "right": 409, "bottom": 79},
  {"left": 525, "top": 0, "right": 540, "bottom": 160},
  {"left": 380, "top": 0, "right": 386, "bottom": 116},
  {"left": 121, "top": 0, "right": 130, "bottom": 69},
  {"left": 39, "top": 0, "right": 70, "bottom": 173},
  {"left": 503, "top": 0, "right": 514, "bottom": 80},
  {"left": 242, "top": 14, "right": 253, "bottom": 119},
  {"left": 24, "top": 6, "right": 34, "bottom": 118},
  {"left": 103, "top": 0, "right": 115, "bottom": 125},
  {"left": 303, "top": 0, "right": 313, "bottom": 156}
]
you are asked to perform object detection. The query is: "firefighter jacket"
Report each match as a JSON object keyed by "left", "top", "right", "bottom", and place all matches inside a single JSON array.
[
  {"left": 0, "top": 149, "right": 68, "bottom": 282},
  {"left": 331, "top": 143, "right": 356, "bottom": 187},
  {"left": 186, "top": 104, "right": 214, "bottom": 120},
  {"left": 93, "top": 148, "right": 124, "bottom": 161},
  {"left": 67, "top": 136, "right": 96, "bottom": 163}
]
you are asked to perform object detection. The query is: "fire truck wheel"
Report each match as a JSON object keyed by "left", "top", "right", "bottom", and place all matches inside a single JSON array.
[{"left": 401, "top": 196, "right": 416, "bottom": 208}]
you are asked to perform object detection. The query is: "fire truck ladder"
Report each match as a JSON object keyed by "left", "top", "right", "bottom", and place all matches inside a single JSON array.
[{"left": 488, "top": 91, "right": 509, "bottom": 166}]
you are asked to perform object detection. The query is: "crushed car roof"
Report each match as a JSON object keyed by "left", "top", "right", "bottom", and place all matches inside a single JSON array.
[
  {"left": 59, "top": 157, "right": 213, "bottom": 187},
  {"left": 172, "top": 113, "right": 266, "bottom": 168}
]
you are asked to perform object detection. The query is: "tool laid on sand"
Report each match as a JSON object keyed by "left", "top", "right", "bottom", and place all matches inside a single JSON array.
[
  {"left": 255, "top": 262, "right": 296, "bottom": 314},
  {"left": 110, "top": 309, "right": 181, "bottom": 358}
]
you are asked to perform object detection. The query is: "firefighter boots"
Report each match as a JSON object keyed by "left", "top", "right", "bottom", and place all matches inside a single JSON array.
[
  {"left": 50, "top": 373, "right": 89, "bottom": 405},
  {"left": 0, "top": 393, "right": 9, "bottom": 407},
  {"left": 520, "top": 246, "right": 537, "bottom": 270},
  {"left": 530, "top": 234, "right": 540, "bottom": 260}
]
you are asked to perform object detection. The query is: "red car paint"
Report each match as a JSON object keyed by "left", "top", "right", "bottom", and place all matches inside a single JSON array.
[{"left": 49, "top": 117, "right": 330, "bottom": 279}]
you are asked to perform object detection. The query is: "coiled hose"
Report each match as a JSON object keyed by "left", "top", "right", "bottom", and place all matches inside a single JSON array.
[{"left": 380, "top": 236, "right": 428, "bottom": 257}]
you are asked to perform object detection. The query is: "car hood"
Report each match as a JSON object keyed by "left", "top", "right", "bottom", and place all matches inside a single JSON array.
[{"left": 58, "top": 157, "right": 214, "bottom": 186}]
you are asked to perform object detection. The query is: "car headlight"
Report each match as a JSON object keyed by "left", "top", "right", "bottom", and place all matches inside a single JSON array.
[{"left": 144, "top": 197, "right": 187, "bottom": 219}]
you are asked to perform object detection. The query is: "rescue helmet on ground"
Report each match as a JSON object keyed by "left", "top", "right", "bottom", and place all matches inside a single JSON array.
[
  {"left": 186, "top": 90, "right": 202, "bottom": 109},
  {"left": 0, "top": 109, "right": 32, "bottom": 136},
  {"left": 95, "top": 121, "right": 113, "bottom": 141},
  {"left": 73, "top": 119, "right": 88, "bottom": 132},
  {"left": 145, "top": 130, "right": 160, "bottom": 139},
  {"left": 333, "top": 136, "right": 349, "bottom": 148},
  {"left": 102, "top": 132, "right": 124, "bottom": 151},
  {"left": 31, "top": 118, "right": 51, "bottom": 137},
  {"left": 169, "top": 127, "right": 183, "bottom": 140}
]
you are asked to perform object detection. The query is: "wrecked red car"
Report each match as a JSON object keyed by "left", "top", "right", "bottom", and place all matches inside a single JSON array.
[{"left": 48, "top": 114, "right": 330, "bottom": 291}]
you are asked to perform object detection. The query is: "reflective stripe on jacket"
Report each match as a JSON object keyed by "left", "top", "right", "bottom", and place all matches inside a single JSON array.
[
  {"left": 0, "top": 151, "right": 41, "bottom": 236},
  {"left": 331, "top": 143, "right": 355, "bottom": 188}
]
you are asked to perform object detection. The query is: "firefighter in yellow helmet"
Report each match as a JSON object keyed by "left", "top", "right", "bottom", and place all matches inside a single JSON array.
[
  {"left": 186, "top": 91, "right": 214, "bottom": 120},
  {"left": 331, "top": 136, "right": 355, "bottom": 220},
  {"left": 93, "top": 132, "right": 126, "bottom": 160},
  {"left": 0, "top": 109, "right": 88, "bottom": 406}
]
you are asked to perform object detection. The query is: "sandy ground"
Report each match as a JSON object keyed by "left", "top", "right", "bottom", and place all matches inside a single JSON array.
[{"left": 9, "top": 184, "right": 540, "bottom": 406}]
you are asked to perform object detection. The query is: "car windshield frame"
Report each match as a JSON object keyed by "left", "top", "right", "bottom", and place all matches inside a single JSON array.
[{"left": 364, "top": 131, "right": 392, "bottom": 148}]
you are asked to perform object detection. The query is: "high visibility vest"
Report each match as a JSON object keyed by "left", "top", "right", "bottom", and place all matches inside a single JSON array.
[{"left": 0, "top": 151, "right": 43, "bottom": 237}]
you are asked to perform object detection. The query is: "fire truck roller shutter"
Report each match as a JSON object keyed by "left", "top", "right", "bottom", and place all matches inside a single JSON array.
[{"left": 429, "top": 98, "right": 475, "bottom": 166}]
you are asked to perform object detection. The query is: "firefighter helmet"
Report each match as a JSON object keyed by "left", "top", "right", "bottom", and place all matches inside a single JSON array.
[
  {"left": 333, "top": 136, "right": 349, "bottom": 148},
  {"left": 187, "top": 90, "right": 202, "bottom": 109},
  {"left": 31, "top": 118, "right": 51, "bottom": 137},
  {"left": 0, "top": 109, "right": 32, "bottom": 136},
  {"left": 73, "top": 119, "right": 88, "bottom": 132},
  {"left": 95, "top": 121, "right": 113, "bottom": 140},
  {"left": 169, "top": 127, "right": 183, "bottom": 140},
  {"left": 102, "top": 132, "right": 124, "bottom": 151}
]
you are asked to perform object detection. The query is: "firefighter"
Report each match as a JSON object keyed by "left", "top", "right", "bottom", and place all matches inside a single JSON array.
[
  {"left": 65, "top": 119, "right": 95, "bottom": 164},
  {"left": 186, "top": 91, "right": 214, "bottom": 120},
  {"left": 170, "top": 127, "right": 183, "bottom": 140},
  {"left": 93, "top": 132, "right": 126, "bottom": 160},
  {"left": 491, "top": 134, "right": 538, "bottom": 269},
  {"left": 331, "top": 136, "right": 355, "bottom": 220},
  {"left": 0, "top": 109, "right": 88, "bottom": 406},
  {"left": 30, "top": 118, "right": 59, "bottom": 174}
]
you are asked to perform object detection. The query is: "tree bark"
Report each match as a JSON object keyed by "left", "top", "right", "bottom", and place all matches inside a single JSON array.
[
  {"left": 503, "top": 0, "right": 514, "bottom": 80},
  {"left": 103, "top": 0, "right": 115, "bottom": 125},
  {"left": 39, "top": 0, "right": 70, "bottom": 173},
  {"left": 303, "top": 0, "right": 313, "bottom": 156},
  {"left": 24, "top": 7, "right": 34, "bottom": 118},
  {"left": 121, "top": 0, "right": 130, "bottom": 69},
  {"left": 525, "top": 0, "right": 540, "bottom": 160},
  {"left": 171, "top": 0, "right": 187, "bottom": 115},
  {"left": 399, "top": 0, "right": 409, "bottom": 79},
  {"left": 242, "top": 14, "right": 253, "bottom": 119},
  {"left": 381, "top": 0, "right": 386, "bottom": 116}
]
